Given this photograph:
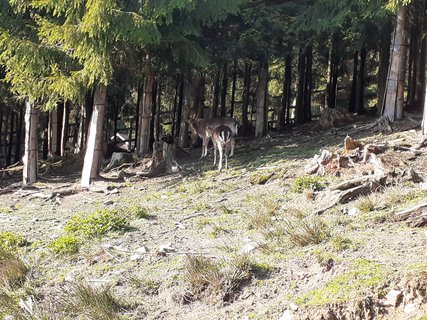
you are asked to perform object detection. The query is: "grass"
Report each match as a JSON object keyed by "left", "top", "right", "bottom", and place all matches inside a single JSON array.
[
  {"left": 48, "top": 234, "right": 81, "bottom": 254},
  {"left": 183, "top": 255, "right": 253, "bottom": 302},
  {"left": 355, "top": 194, "right": 382, "bottom": 213},
  {"left": 66, "top": 282, "right": 122, "bottom": 320},
  {"left": 124, "top": 204, "right": 153, "bottom": 219},
  {"left": 295, "top": 259, "right": 389, "bottom": 307},
  {"left": 0, "top": 250, "right": 28, "bottom": 288}
]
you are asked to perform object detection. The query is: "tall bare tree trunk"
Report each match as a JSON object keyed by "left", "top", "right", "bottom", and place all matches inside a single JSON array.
[
  {"left": 220, "top": 62, "right": 228, "bottom": 116},
  {"left": 211, "top": 66, "right": 221, "bottom": 117},
  {"left": 296, "top": 46, "right": 307, "bottom": 124},
  {"left": 383, "top": 5, "right": 409, "bottom": 121},
  {"left": 255, "top": 59, "right": 268, "bottom": 138},
  {"left": 6, "top": 110, "right": 15, "bottom": 167},
  {"left": 378, "top": 25, "right": 391, "bottom": 112},
  {"left": 81, "top": 84, "right": 107, "bottom": 188},
  {"left": 136, "top": 58, "right": 155, "bottom": 156},
  {"left": 326, "top": 34, "right": 339, "bottom": 109},
  {"left": 23, "top": 98, "right": 38, "bottom": 186},
  {"left": 230, "top": 59, "right": 237, "bottom": 118},
  {"left": 14, "top": 107, "right": 24, "bottom": 163},
  {"left": 60, "top": 101, "right": 69, "bottom": 157},
  {"left": 278, "top": 53, "right": 292, "bottom": 129},
  {"left": 356, "top": 47, "right": 367, "bottom": 115},
  {"left": 242, "top": 63, "right": 252, "bottom": 136},
  {"left": 48, "top": 110, "right": 58, "bottom": 158},
  {"left": 179, "top": 71, "right": 193, "bottom": 148},
  {"left": 155, "top": 80, "right": 162, "bottom": 142},
  {"left": 349, "top": 51, "right": 358, "bottom": 113}
]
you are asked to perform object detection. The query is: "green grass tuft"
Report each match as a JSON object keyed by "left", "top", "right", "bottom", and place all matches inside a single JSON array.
[
  {"left": 0, "top": 231, "right": 27, "bottom": 251},
  {"left": 291, "top": 175, "right": 328, "bottom": 193}
]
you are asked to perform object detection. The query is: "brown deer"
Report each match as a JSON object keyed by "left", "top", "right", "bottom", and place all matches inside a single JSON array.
[
  {"left": 210, "top": 125, "right": 234, "bottom": 171},
  {"left": 188, "top": 117, "right": 238, "bottom": 159}
]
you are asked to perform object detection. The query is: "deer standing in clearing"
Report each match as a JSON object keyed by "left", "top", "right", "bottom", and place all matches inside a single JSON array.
[
  {"left": 188, "top": 117, "right": 238, "bottom": 159},
  {"left": 210, "top": 125, "right": 234, "bottom": 171}
]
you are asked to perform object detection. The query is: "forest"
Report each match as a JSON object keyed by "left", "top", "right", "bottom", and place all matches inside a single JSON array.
[{"left": 0, "top": 0, "right": 427, "bottom": 319}]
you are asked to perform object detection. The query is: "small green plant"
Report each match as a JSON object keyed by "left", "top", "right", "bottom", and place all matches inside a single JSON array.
[
  {"left": 356, "top": 194, "right": 381, "bottom": 213},
  {"left": 184, "top": 255, "right": 253, "bottom": 301},
  {"left": 125, "top": 205, "right": 152, "bottom": 220},
  {"left": 0, "top": 231, "right": 27, "bottom": 251},
  {"left": 65, "top": 209, "right": 129, "bottom": 238},
  {"left": 48, "top": 235, "right": 81, "bottom": 254},
  {"left": 295, "top": 259, "right": 388, "bottom": 307},
  {"left": 279, "top": 213, "right": 331, "bottom": 247},
  {"left": 249, "top": 171, "right": 274, "bottom": 185},
  {"left": 0, "top": 250, "right": 28, "bottom": 288},
  {"left": 291, "top": 175, "right": 328, "bottom": 193},
  {"left": 129, "top": 277, "right": 160, "bottom": 295},
  {"left": 331, "top": 236, "right": 352, "bottom": 251},
  {"left": 66, "top": 282, "right": 122, "bottom": 320}
]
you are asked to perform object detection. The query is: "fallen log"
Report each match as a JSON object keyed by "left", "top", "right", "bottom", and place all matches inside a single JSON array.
[{"left": 395, "top": 202, "right": 427, "bottom": 227}]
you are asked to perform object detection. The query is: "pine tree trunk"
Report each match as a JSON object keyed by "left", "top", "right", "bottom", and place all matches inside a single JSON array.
[
  {"left": 230, "top": 59, "right": 237, "bottom": 118},
  {"left": 76, "top": 103, "right": 86, "bottom": 153},
  {"left": 383, "top": 5, "right": 408, "bottom": 121},
  {"left": 155, "top": 80, "right": 162, "bottom": 142},
  {"left": 14, "top": 107, "right": 24, "bottom": 163},
  {"left": 296, "top": 46, "right": 307, "bottom": 124},
  {"left": 172, "top": 77, "right": 180, "bottom": 137},
  {"left": 6, "top": 110, "right": 15, "bottom": 167},
  {"left": 304, "top": 46, "right": 313, "bottom": 122},
  {"left": 407, "top": 25, "right": 418, "bottom": 108},
  {"left": 178, "top": 72, "right": 193, "bottom": 148},
  {"left": 326, "top": 34, "right": 339, "bottom": 109},
  {"left": 349, "top": 51, "right": 358, "bottom": 113},
  {"left": 211, "top": 66, "right": 221, "bottom": 117},
  {"left": 0, "top": 108, "right": 3, "bottom": 166},
  {"left": 150, "top": 79, "right": 158, "bottom": 147},
  {"left": 60, "top": 101, "right": 69, "bottom": 157},
  {"left": 48, "top": 110, "right": 58, "bottom": 157},
  {"left": 356, "top": 47, "right": 367, "bottom": 115},
  {"left": 23, "top": 98, "right": 38, "bottom": 186},
  {"left": 278, "top": 53, "right": 292, "bottom": 130},
  {"left": 134, "top": 81, "right": 142, "bottom": 146},
  {"left": 81, "top": 84, "right": 107, "bottom": 188},
  {"left": 136, "top": 63, "right": 155, "bottom": 156},
  {"left": 255, "top": 59, "right": 268, "bottom": 138},
  {"left": 242, "top": 63, "right": 252, "bottom": 136},
  {"left": 416, "top": 8, "right": 427, "bottom": 110},
  {"left": 196, "top": 73, "right": 205, "bottom": 118},
  {"left": 174, "top": 74, "right": 184, "bottom": 138},
  {"left": 220, "top": 62, "right": 228, "bottom": 116},
  {"left": 56, "top": 103, "right": 63, "bottom": 155},
  {"left": 378, "top": 25, "right": 391, "bottom": 112}
]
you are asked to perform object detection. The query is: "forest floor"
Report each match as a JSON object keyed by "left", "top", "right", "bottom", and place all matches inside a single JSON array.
[{"left": 0, "top": 115, "right": 427, "bottom": 320}]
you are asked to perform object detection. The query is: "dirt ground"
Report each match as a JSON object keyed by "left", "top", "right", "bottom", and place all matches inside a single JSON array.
[{"left": 0, "top": 115, "right": 427, "bottom": 320}]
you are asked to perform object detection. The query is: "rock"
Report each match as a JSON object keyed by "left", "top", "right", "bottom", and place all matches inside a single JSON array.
[
  {"left": 239, "top": 242, "right": 258, "bottom": 254},
  {"left": 159, "top": 243, "right": 176, "bottom": 253},
  {"left": 104, "top": 152, "right": 134, "bottom": 171},
  {"left": 279, "top": 310, "right": 294, "bottom": 320},
  {"left": 65, "top": 269, "right": 80, "bottom": 282},
  {"left": 108, "top": 188, "right": 119, "bottom": 195},
  {"left": 130, "top": 254, "right": 142, "bottom": 261},
  {"left": 289, "top": 303, "right": 299, "bottom": 311},
  {"left": 382, "top": 289, "right": 402, "bottom": 307},
  {"left": 403, "top": 303, "right": 416, "bottom": 313},
  {"left": 348, "top": 207, "right": 360, "bottom": 216},
  {"left": 103, "top": 200, "right": 115, "bottom": 206},
  {"left": 135, "top": 246, "right": 149, "bottom": 254}
]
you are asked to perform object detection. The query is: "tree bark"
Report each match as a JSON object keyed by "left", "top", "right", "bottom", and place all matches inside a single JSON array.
[
  {"left": 23, "top": 98, "right": 38, "bottom": 186},
  {"left": 81, "top": 84, "right": 107, "bottom": 188},
  {"left": 378, "top": 25, "right": 391, "bottom": 113},
  {"left": 178, "top": 71, "right": 193, "bottom": 148},
  {"left": 220, "top": 62, "right": 228, "bottom": 116},
  {"left": 136, "top": 58, "right": 155, "bottom": 156},
  {"left": 60, "top": 101, "right": 69, "bottom": 157},
  {"left": 326, "top": 34, "right": 339, "bottom": 109},
  {"left": 150, "top": 78, "right": 158, "bottom": 147},
  {"left": 348, "top": 51, "right": 358, "bottom": 113},
  {"left": 230, "top": 59, "right": 237, "bottom": 118},
  {"left": 14, "top": 107, "right": 24, "bottom": 163},
  {"left": 304, "top": 46, "right": 313, "bottom": 122},
  {"left": 48, "top": 110, "right": 58, "bottom": 157},
  {"left": 296, "top": 46, "right": 307, "bottom": 124},
  {"left": 155, "top": 79, "right": 162, "bottom": 142},
  {"left": 383, "top": 5, "right": 409, "bottom": 121},
  {"left": 174, "top": 74, "right": 184, "bottom": 138},
  {"left": 242, "top": 62, "right": 252, "bottom": 135},
  {"left": 255, "top": 58, "right": 268, "bottom": 138},
  {"left": 6, "top": 110, "right": 15, "bottom": 167},
  {"left": 211, "top": 65, "right": 221, "bottom": 117},
  {"left": 356, "top": 47, "right": 367, "bottom": 115}
]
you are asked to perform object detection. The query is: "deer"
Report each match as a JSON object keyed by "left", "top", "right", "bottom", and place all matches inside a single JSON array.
[
  {"left": 210, "top": 125, "right": 234, "bottom": 171},
  {"left": 188, "top": 117, "right": 239, "bottom": 159}
]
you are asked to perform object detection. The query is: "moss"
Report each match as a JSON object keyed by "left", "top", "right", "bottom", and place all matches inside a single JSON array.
[
  {"left": 291, "top": 175, "right": 328, "bottom": 193},
  {"left": 295, "top": 259, "right": 389, "bottom": 307}
]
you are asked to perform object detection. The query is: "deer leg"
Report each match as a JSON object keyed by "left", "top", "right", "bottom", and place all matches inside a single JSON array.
[
  {"left": 213, "top": 141, "right": 217, "bottom": 166},
  {"left": 230, "top": 138, "right": 235, "bottom": 157},
  {"left": 218, "top": 143, "right": 223, "bottom": 171}
]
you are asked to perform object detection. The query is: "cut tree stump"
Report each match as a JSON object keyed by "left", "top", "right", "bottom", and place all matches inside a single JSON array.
[{"left": 139, "top": 137, "right": 180, "bottom": 177}]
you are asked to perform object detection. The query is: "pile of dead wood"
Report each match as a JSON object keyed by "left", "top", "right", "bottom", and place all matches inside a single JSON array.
[{"left": 306, "top": 135, "right": 426, "bottom": 224}]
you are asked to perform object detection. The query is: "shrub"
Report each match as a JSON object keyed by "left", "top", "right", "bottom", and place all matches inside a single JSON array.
[
  {"left": 48, "top": 235, "right": 81, "bottom": 254},
  {"left": 291, "top": 175, "right": 328, "bottom": 193},
  {"left": 65, "top": 209, "right": 129, "bottom": 238},
  {"left": 0, "top": 231, "right": 27, "bottom": 251}
]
